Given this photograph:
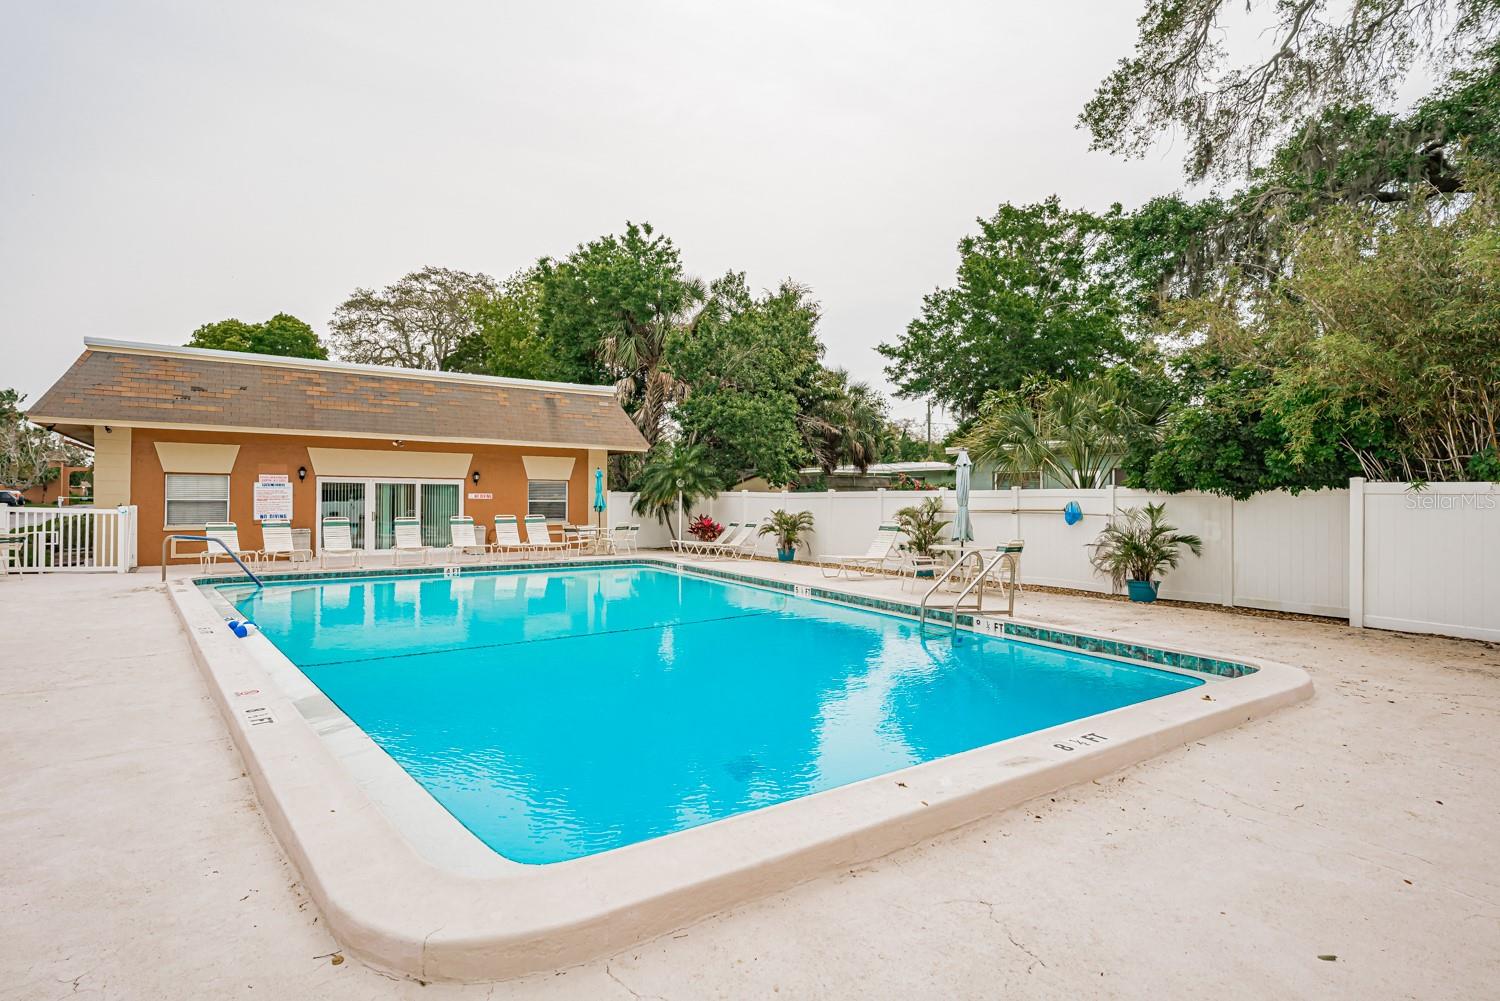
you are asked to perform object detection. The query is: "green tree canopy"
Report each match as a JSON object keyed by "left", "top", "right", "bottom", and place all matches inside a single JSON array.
[
  {"left": 1081, "top": 0, "right": 1500, "bottom": 183},
  {"left": 667, "top": 273, "right": 824, "bottom": 487},
  {"left": 187, "top": 313, "right": 327, "bottom": 359},
  {"left": 445, "top": 267, "right": 571, "bottom": 381},
  {"left": 538, "top": 222, "right": 706, "bottom": 445},
  {"left": 1096, "top": 45, "right": 1500, "bottom": 308},
  {"left": 878, "top": 197, "right": 1133, "bottom": 419},
  {"left": 1123, "top": 174, "right": 1500, "bottom": 494}
]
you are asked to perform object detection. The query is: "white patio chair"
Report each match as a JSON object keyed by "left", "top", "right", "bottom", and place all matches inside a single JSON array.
[
  {"left": 259, "top": 520, "right": 312, "bottom": 570},
  {"left": 392, "top": 517, "right": 428, "bottom": 567},
  {"left": 522, "top": 515, "right": 571, "bottom": 559},
  {"left": 982, "top": 540, "right": 1025, "bottom": 594},
  {"left": 200, "top": 522, "right": 258, "bottom": 569},
  {"left": 447, "top": 516, "right": 487, "bottom": 564},
  {"left": 611, "top": 525, "right": 639, "bottom": 554},
  {"left": 0, "top": 533, "right": 23, "bottom": 576},
  {"left": 320, "top": 517, "right": 362, "bottom": 569},
  {"left": 490, "top": 515, "right": 533, "bottom": 560},
  {"left": 821, "top": 523, "right": 902, "bottom": 579},
  {"left": 561, "top": 523, "right": 593, "bottom": 555}
]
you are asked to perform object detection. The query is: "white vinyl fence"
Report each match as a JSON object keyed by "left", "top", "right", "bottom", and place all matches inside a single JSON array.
[
  {"left": 2, "top": 505, "right": 138, "bottom": 573},
  {"left": 610, "top": 479, "right": 1498, "bottom": 642},
  {"left": 1352, "top": 480, "right": 1499, "bottom": 642}
]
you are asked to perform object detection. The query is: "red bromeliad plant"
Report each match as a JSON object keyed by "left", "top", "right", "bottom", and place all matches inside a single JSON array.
[{"left": 688, "top": 514, "right": 724, "bottom": 541}]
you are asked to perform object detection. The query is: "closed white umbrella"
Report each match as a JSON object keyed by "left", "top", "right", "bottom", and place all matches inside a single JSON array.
[{"left": 954, "top": 448, "right": 974, "bottom": 544}]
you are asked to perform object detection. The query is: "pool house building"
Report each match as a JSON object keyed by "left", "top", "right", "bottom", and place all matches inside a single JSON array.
[{"left": 27, "top": 339, "right": 647, "bottom": 565}]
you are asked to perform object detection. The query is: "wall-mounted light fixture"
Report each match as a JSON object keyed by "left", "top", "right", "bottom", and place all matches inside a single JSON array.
[
  {"left": 471, "top": 470, "right": 481, "bottom": 485},
  {"left": 104, "top": 426, "right": 113, "bottom": 434},
  {"left": 392, "top": 440, "right": 405, "bottom": 448},
  {"left": 298, "top": 466, "right": 308, "bottom": 482}
]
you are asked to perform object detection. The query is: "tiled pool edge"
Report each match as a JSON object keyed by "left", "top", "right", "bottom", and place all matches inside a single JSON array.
[
  {"left": 197, "top": 556, "right": 1258, "bottom": 682},
  {"left": 172, "top": 563, "right": 1313, "bottom": 983}
]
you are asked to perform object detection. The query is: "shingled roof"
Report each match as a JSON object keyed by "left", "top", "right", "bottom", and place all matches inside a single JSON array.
[{"left": 29, "top": 339, "right": 649, "bottom": 451}]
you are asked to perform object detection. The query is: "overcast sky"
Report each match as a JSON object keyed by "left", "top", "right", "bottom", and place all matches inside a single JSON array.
[{"left": 2, "top": 1, "right": 1195, "bottom": 434}]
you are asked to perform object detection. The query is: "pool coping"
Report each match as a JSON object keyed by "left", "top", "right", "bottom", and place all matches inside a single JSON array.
[{"left": 168, "top": 557, "right": 1312, "bottom": 982}]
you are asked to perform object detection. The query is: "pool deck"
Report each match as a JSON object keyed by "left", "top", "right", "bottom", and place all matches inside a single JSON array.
[{"left": 4, "top": 554, "right": 1499, "bottom": 999}]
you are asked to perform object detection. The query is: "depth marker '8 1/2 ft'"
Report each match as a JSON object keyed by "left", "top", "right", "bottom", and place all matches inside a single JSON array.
[{"left": 1053, "top": 733, "right": 1108, "bottom": 752}]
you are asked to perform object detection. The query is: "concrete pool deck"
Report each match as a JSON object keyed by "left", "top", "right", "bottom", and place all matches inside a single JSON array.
[{"left": 3, "top": 556, "right": 1499, "bottom": 998}]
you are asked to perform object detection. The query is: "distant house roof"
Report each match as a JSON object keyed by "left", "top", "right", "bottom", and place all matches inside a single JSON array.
[
  {"left": 797, "top": 461, "right": 954, "bottom": 476},
  {"left": 28, "top": 338, "right": 649, "bottom": 451}
]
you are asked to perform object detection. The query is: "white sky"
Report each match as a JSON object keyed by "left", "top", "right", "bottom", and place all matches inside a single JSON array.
[{"left": 2, "top": 1, "right": 1199, "bottom": 434}]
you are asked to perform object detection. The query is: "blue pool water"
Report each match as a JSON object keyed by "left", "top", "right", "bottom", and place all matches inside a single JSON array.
[{"left": 226, "top": 566, "right": 1201, "bottom": 864}]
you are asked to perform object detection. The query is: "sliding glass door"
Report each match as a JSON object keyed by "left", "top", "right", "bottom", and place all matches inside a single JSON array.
[
  {"left": 318, "top": 478, "right": 462, "bottom": 552},
  {"left": 374, "top": 482, "right": 417, "bottom": 550},
  {"left": 319, "top": 481, "right": 367, "bottom": 549},
  {"left": 419, "top": 483, "right": 460, "bottom": 547}
]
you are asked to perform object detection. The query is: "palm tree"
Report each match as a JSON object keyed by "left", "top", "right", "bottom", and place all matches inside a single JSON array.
[
  {"left": 631, "top": 441, "right": 720, "bottom": 537},
  {"left": 800, "top": 368, "right": 890, "bottom": 473},
  {"left": 600, "top": 279, "right": 708, "bottom": 450},
  {"left": 1089, "top": 503, "right": 1203, "bottom": 590},
  {"left": 962, "top": 378, "right": 1161, "bottom": 489}
]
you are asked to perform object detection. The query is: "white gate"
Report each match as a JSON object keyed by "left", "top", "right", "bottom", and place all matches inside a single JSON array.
[{"left": 2, "top": 505, "right": 138, "bottom": 573}]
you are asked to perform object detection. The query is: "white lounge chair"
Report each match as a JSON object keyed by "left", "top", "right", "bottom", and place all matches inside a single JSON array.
[
  {"left": 259, "top": 520, "right": 312, "bottom": 570},
  {"left": 821, "top": 523, "right": 903, "bottom": 579},
  {"left": 391, "top": 516, "right": 428, "bottom": 567},
  {"left": 320, "top": 516, "right": 362, "bottom": 568},
  {"left": 490, "top": 515, "right": 533, "bottom": 560},
  {"left": 673, "top": 522, "right": 737, "bottom": 556},
  {"left": 522, "top": 515, "right": 570, "bottom": 559},
  {"left": 200, "top": 522, "right": 258, "bottom": 569},
  {"left": 701, "top": 522, "right": 758, "bottom": 559},
  {"left": 446, "top": 516, "right": 487, "bottom": 564}
]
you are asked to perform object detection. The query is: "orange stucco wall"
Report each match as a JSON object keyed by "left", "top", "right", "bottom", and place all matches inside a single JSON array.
[{"left": 129, "top": 428, "right": 594, "bottom": 565}]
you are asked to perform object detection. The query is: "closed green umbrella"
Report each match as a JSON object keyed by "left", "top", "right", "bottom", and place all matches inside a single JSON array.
[
  {"left": 593, "top": 467, "right": 607, "bottom": 528},
  {"left": 954, "top": 448, "right": 974, "bottom": 545}
]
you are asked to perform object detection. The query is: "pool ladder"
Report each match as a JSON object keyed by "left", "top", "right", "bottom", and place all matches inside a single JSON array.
[{"left": 917, "top": 543, "right": 1023, "bottom": 637}]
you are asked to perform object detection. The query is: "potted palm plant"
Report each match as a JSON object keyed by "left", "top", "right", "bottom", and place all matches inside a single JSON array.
[
  {"left": 893, "top": 497, "right": 949, "bottom": 577},
  {"left": 759, "top": 509, "right": 815, "bottom": 562},
  {"left": 1089, "top": 503, "right": 1203, "bottom": 603}
]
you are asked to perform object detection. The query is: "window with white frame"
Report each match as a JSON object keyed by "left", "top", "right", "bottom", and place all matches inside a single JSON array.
[
  {"left": 527, "top": 480, "right": 568, "bottom": 521},
  {"left": 165, "top": 473, "right": 230, "bottom": 526}
]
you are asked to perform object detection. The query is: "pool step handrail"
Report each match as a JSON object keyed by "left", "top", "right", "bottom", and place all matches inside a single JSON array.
[
  {"left": 918, "top": 544, "right": 1024, "bottom": 636},
  {"left": 161, "top": 534, "right": 265, "bottom": 589},
  {"left": 918, "top": 549, "right": 987, "bottom": 630}
]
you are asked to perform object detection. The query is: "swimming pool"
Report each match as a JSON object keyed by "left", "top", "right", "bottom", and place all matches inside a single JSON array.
[{"left": 228, "top": 564, "right": 1202, "bottom": 864}]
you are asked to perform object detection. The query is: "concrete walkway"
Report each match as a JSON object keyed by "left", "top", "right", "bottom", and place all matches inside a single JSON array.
[{"left": 2, "top": 560, "right": 1498, "bottom": 1000}]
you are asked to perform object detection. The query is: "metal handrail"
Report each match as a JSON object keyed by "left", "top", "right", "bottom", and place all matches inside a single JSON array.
[
  {"left": 948, "top": 550, "right": 1020, "bottom": 635},
  {"left": 918, "top": 549, "right": 989, "bottom": 629},
  {"left": 161, "top": 534, "right": 264, "bottom": 589},
  {"left": 918, "top": 545, "right": 1024, "bottom": 636}
]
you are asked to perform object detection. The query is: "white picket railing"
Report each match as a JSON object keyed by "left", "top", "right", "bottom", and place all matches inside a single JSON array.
[{"left": 2, "top": 505, "right": 138, "bottom": 573}]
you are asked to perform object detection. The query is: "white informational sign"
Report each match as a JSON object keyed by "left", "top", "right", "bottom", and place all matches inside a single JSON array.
[
  {"left": 253, "top": 474, "right": 293, "bottom": 521},
  {"left": 468, "top": 492, "right": 493, "bottom": 500}
]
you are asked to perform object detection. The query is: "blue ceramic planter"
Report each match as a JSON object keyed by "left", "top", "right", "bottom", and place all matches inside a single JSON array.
[
  {"left": 1126, "top": 579, "right": 1160, "bottom": 603},
  {"left": 776, "top": 548, "right": 796, "bottom": 562}
]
